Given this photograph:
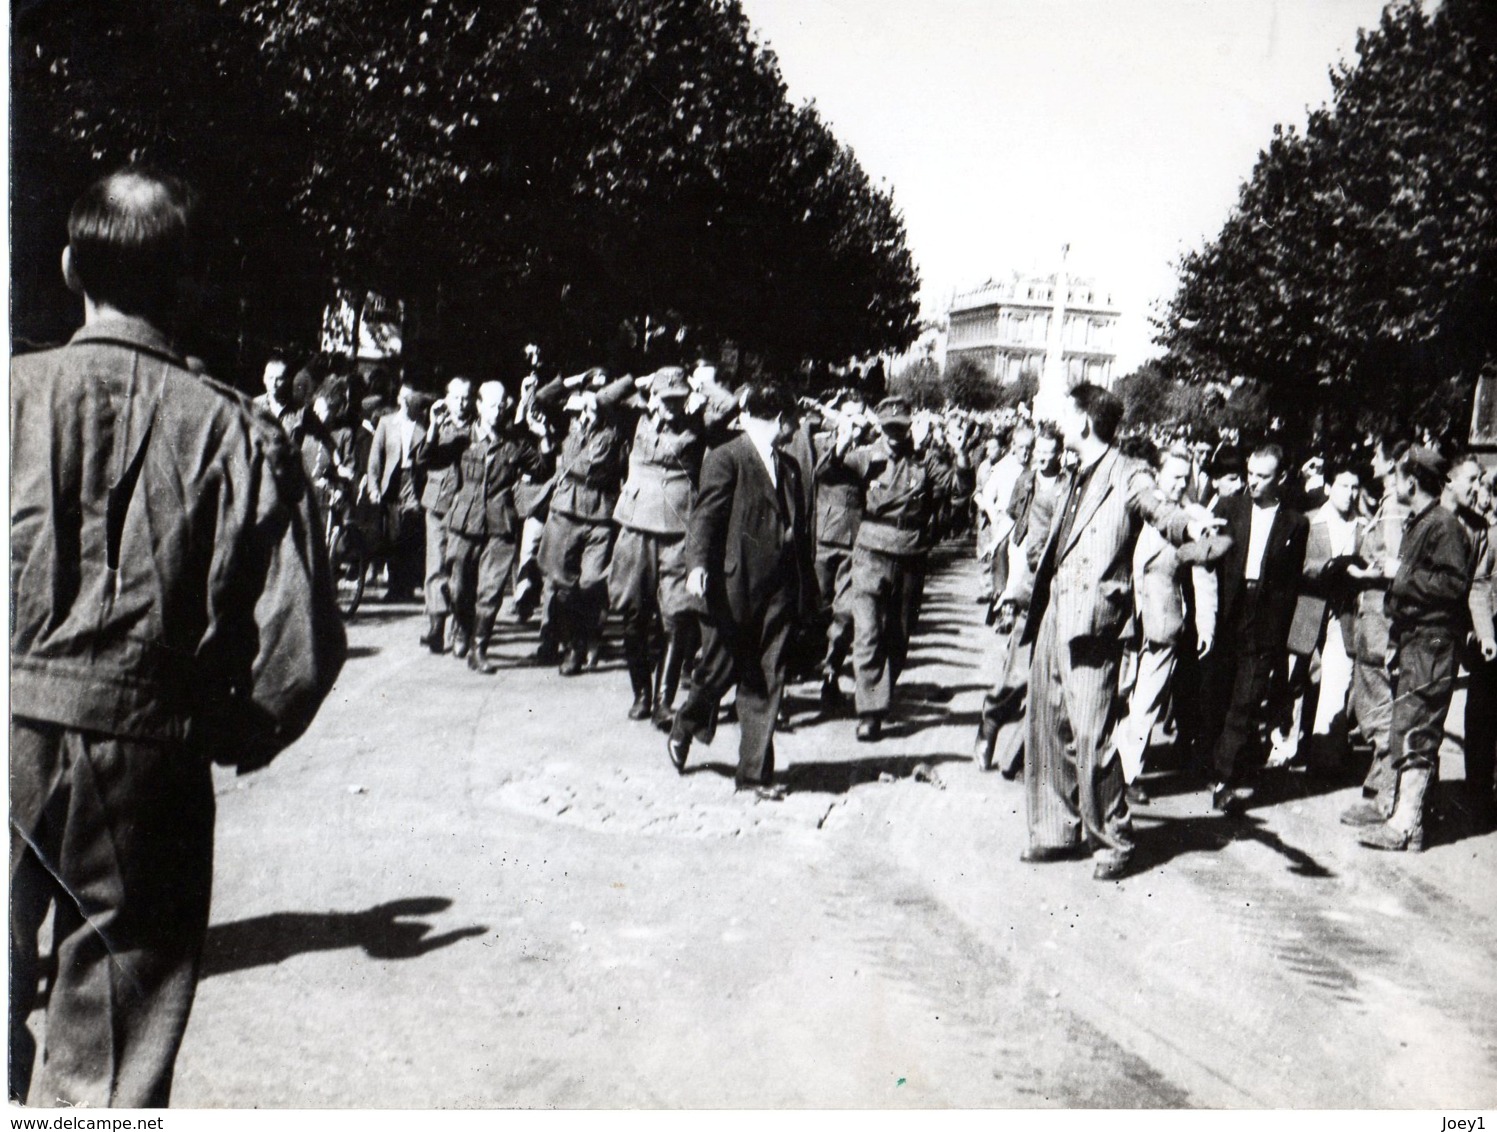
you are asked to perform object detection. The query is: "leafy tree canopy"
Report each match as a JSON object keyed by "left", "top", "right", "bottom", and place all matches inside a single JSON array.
[
  {"left": 13, "top": 0, "right": 920, "bottom": 386},
  {"left": 1155, "top": 0, "right": 1495, "bottom": 446}
]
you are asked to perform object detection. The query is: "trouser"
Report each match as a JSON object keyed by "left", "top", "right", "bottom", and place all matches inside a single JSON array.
[
  {"left": 1114, "top": 640, "right": 1176, "bottom": 784},
  {"left": 1207, "top": 646, "right": 1281, "bottom": 786},
  {"left": 10, "top": 720, "right": 215, "bottom": 1108},
  {"left": 1465, "top": 652, "right": 1497, "bottom": 823},
  {"left": 424, "top": 509, "right": 453, "bottom": 616},
  {"left": 609, "top": 528, "right": 691, "bottom": 641},
  {"left": 1351, "top": 629, "right": 1397, "bottom": 800},
  {"left": 449, "top": 532, "right": 519, "bottom": 628},
  {"left": 672, "top": 597, "right": 794, "bottom": 788},
  {"left": 979, "top": 609, "right": 1032, "bottom": 775},
  {"left": 1388, "top": 625, "right": 1458, "bottom": 775},
  {"left": 1024, "top": 616, "right": 1132, "bottom": 861},
  {"left": 512, "top": 515, "right": 547, "bottom": 614},
  {"left": 538, "top": 512, "right": 616, "bottom": 649},
  {"left": 1306, "top": 624, "right": 1355, "bottom": 767},
  {"left": 850, "top": 546, "right": 925, "bottom": 717},
  {"left": 814, "top": 543, "right": 855, "bottom": 677},
  {"left": 383, "top": 499, "right": 425, "bottom": 596},
  {"left": 610, "top": 528, "right": 694, "bottom": 695}
]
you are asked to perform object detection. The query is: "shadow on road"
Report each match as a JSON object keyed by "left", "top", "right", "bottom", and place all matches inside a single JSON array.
[
  {"left": 1132, "top": 811, "right": 1336, "bottom": 879},
  {"left": 683, "top": 753, "right": 969, "bottom": 796},
  {"left": 201, "top": 897, "right": 487, "bottom": 978}
]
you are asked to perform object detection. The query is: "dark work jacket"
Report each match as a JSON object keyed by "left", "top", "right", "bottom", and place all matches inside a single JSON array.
[
  {"left": 414, "top": 414, "right": 472, "bottom": 515},
  {"left": 445, "top": 426, "right": 550, "bottom": 540},
  {"left": 1386, "top": 502, "right": 1474, "bottom": 635},
  {"left": 687, "top": 434, "right": 815, "bottom": 626},
  {"left": 1212, "top": 494, "right": 1310, "bottom": 653},
  {"left": 10, "top": 317, "right": 346, "bottom": 769},
  {"left": 811, "top": 429, "right": 864, "bottom": 549}
]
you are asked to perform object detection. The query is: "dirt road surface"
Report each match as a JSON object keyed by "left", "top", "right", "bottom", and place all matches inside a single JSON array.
[{"left": 170, "top": 550, "right": 1497, "bottom": 1108}]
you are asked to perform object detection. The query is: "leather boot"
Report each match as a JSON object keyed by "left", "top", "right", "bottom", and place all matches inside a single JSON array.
[
  {"left": 1357, "top": 765, "right": 1431, "bottom": 852},
  {"left": 1339, "top": 798, "right": 1391, "bottom": 826},
  {"left": 625, "top": 636, "right": 653, "bottom": 720},
  {"left": 451, "top": 621, "right": 471, "bottom": 660},
  {"left": 468, "top": 613, "right": 499, "bottom": 675},
  {"left": 651, "top": 634, "right": 688, "bottom": 731},
  {"left": 420, "top": 614, "right": 447, "bottom": 655}
]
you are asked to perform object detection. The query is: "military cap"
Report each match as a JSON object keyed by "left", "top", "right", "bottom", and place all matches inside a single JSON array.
[
  {"left": 649, "top": 366, "right": 691, "bottom": 400},
  {"left": 875, "top": 396, "right": 912, "bottom": 428}
]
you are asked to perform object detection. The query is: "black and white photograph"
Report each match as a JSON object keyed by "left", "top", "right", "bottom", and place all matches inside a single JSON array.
[{"left": 8, "top": 0, "right": 1496, "bottom": 1117}]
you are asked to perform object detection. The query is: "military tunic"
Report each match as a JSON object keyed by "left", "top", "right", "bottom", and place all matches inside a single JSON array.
[{"left": 839, "top": 441, "right": 962, "bottom": 716}]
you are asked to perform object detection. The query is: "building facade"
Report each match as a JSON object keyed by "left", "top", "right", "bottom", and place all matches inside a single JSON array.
[{"left": 946, "top": 272, "right": 1119, "bottom": 387}]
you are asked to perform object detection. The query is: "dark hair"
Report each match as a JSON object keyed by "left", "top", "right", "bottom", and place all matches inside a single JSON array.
[
  {"left": 67, "top": 167, "right": 198, "bottom": 322},
  {"left": 739, "top": 383, "right": 798, "bottom": 421},
  {"left": 1209, "top": 444, "right": 1246, "bottom": 478},
  {"left": 1324, "top": 461, "right": 1362, "bottom": 486},
  {"left": 1067, "top": 383, "right": 1123, "bottom": 444},
  {"left": 1118, "top": 434, "right": 1158, "bottom": 465}
]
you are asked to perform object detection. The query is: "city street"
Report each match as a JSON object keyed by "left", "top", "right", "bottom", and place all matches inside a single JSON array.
[{"left": 171, "top": 550, "right": 1497, "bottom": 1109}]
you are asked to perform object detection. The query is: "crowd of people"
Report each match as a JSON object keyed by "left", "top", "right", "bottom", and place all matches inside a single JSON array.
[
  {"left": 266, "top": 335, "right": 1497, "bottom": 877},
  {"left": 10, "top": 165, "right": 1494, "bottom": 1108},
  {"left": 972, "top": 403, "right": 1496, "bottom": 874}
]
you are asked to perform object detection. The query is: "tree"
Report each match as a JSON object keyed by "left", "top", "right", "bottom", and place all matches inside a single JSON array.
[
  {"left": 12, "top": 0, "right": 920, "bottom": 385},
  {"left": 1155, "top": 0, "right": 1496, "bottom": 445},
  {"left": 890, "top": 356, "right": 943, "bottom": 409},
  {"left": 941, "top": 357, "right": 1000, "bottom": 410}
]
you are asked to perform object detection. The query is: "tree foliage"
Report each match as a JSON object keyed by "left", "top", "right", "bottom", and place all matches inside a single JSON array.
[
  {"left": 1155, "top": 0, "right": 1496, "bottom": 444},
  {"left": 12, "top": 0, "right": 920, "bottom": 385}
]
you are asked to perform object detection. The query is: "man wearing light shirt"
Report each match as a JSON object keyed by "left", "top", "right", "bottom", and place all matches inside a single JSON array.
[{"left": 1200, "top": 444, "right": 1309, "bottom": 812}]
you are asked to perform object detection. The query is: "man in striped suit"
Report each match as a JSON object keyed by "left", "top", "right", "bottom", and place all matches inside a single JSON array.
[{"left": 1022, "top": 385, "right": 1224, "bottom": 880}]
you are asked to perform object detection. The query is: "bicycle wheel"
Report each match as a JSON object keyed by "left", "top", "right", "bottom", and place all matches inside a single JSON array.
[{"left": 330, "top": 525, "right": 367, "bottom": 618}]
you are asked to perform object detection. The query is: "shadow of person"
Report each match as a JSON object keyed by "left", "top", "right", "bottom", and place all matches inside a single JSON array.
[
  {"left": 201, "top": 897, "right": 488, "bottom": 978},
  {"left": 1130, "top": 811, "right": 1336, "bottom": 879}
]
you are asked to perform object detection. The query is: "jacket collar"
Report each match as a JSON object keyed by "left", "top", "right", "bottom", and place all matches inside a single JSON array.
[{"left": 69, "top": 315, "right": 185, "bottom": 366}]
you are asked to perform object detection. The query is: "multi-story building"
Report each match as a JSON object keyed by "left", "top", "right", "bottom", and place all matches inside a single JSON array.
[{"left": 946, "top": 272, "right": 1119, "bottom": 387}]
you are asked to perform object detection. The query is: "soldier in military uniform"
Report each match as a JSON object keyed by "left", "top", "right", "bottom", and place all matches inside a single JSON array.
[
  {"left": 533, "top": 369, "right": 636, "bottom": 674},
  {"left": 809, "top": 393, "right": 870, "bottom": 710},
  {"left": 413, "top": 376, "right": 473, "bottom": 653},
  {"left": 608, "top": 366, "right": 739, "bottom": 723},
  {"left": 445, "top": 382, "right": 552, "bottom": 674},
  {"left": 830, "top": 397, "right": 970, "bottom": 741}
]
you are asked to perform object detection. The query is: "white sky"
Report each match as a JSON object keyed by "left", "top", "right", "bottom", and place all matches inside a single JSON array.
[{"left": 737, "top": 0, "right": 1394, "bottom": 372}]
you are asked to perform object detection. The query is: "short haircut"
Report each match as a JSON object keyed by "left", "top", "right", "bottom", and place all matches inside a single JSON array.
[
  {"left": 1324, "top": 462, "right": 1361, "bottom": 486},
  {"left": 1249, "top": 443, "right": 1286, "bottom": 475},
  {"left": 67, "top": 167, "right": 198, "bottom": 322},
  {"left": 1159, "top": 443, "right": 1194, "bottom": 473},
  {"left": 739, "top": 383, "right": 798, "bottom": 421},
  {"left": 1068, "top": 383, "right": 1123, "bottom": 444}
]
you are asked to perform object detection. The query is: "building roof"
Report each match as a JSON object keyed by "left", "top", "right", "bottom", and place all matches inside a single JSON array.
[{"left": 949, "top": 272, "right": 1119, "bottom": 317}]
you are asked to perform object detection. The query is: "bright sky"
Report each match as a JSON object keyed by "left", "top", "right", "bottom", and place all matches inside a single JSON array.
[{"left": 737, "top": 0, "right": 1394, "bottom": 372}]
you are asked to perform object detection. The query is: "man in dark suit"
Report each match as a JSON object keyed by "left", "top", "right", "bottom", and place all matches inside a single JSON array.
[
  {"left": 668, "top": 385, "right": 815, "bottom": 799},
  {"left": 1201, "top": 444, "right": 1310, "bottom": 811}
]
